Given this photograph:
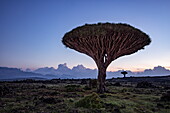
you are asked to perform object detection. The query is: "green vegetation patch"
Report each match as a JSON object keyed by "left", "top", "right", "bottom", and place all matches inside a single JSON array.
[
  {"left": 65, "top": 84, "right": 83, "bottom": 92},
  {"left": 75, "top": 92, "right": 103, "bottom": 109}
]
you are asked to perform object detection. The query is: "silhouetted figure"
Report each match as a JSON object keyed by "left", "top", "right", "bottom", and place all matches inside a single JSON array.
[
  {"left": 62, "top": 23, "right": 151, "bottom": 93},
  {"left": 121, "top": 71, "right": 128, "bottom": 78}
]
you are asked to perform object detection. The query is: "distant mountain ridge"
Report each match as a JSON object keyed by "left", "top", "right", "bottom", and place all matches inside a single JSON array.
[
  {"left": 32, "top": 64, "right": 170, "bottom": 78},
  {"left": 32, "top": 63, "right": 97, "bottom": 78},
  {"left": 1, "top": 64, "right": 170, "bottom": 81},
  {"left": 0, "top": 67, "right": 56, "bottom": 80}
]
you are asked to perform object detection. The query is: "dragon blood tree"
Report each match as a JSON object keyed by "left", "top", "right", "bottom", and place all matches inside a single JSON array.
[
  {"left": 121, "top": 71, "right": 128, "bottom": 78},
  {"left": 62, "top": 23, "right": 151, "bottom": 93}
]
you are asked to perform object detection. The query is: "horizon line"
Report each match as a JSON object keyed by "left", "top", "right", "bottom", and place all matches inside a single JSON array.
[{"left": 1, "top": 64, "right": 170, "bottom": 73}]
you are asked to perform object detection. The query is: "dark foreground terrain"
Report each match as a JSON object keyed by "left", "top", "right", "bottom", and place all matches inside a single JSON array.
[{"left": 0, "top": 76, "right": 170, "bottom": 113}]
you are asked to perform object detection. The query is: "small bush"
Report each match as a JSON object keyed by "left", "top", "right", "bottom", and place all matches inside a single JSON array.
[
  {"left": 75, "top": 92, "right": 103, "bottom": 108},
  {"left": 83, "top": 85, "right": 91, "bottom": 90},
  {"left": 63, "top": 92, "right": 80, "bottom": 98},
  {"left": 89, "top": 79, "right": 97, "bottom": 88},
  {"left": 164, "top": 86, "right": 170, "bottom": 90},
  {"left": 40, "top": 97, "right": 63, "bottom": 104},
  {"left": 49, "top": 91, "right": 60, "bottom": 96},
  {"left": 65, "top": 85, "right": 82, "bottom": 92},
  {"left": 0, "top": 85, "right": 10, "bottom": 96},
  {"left": 160, "top": 91, "right": 170, "bottom": 101},
  {"left": 39, "top": 85, "right": 46, "bottom": 88},
  {"left": 81, "top": 79, "right": 87, "bottom": 84},
  {"left": 113, "top": 82, "right": 122, "bottom": 86},
  {"left": 114, "top": 108, "right": 121, "bottom": 113},
  {"left": 136, "top": 81, "right": 155, "bottom": 88},
  {"left": 157, "top": 103, "right": 164, "bottom": 108},
  {"left": 99, "top": 94, "right": 107, "bottom": 98},
  {"left": 121, "top": 88, "right": 128, "bottom": 93}
]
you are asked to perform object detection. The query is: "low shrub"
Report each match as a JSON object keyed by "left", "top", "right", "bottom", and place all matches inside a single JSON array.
[
  {"left": 136, "top": 81, "right": 155, "bottom": 88},
  {"left": 81, "top": 79, "right": 87, "bottom": 84},
  {"left": 113, "top": 82, "right": 122, "bottom": 86},
  {"left": 160, "top": 91, "right": 170, "bottom": 101},
  {"left": 39, "top": 85, "right": 46, "bottom": 88},
  {"left": 89, "top": 79, "right": 97, "bottom": 88},
  {"left": 0, "top": 85, "right": 10, "bottom": 96},
  {"left": 121, "top": 88, "right": 128, "bottom": 93},
  {"left": 75, "top": 92, "right": 103, "bottom": 109},
  {"left": 40, "top": 97, "right": 63, "bottom": 104},
  {"left": 65, "top": 85, "right": 82, "bottom": 92},
  {"left": 99, "top": 94, "right": 107, "bottom": 98},
  {"left": 83, "top": 85, "right": 91, "bottom": 90}
]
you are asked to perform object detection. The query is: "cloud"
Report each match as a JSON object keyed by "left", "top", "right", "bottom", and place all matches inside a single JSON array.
[{"left": 136, "top": 66, "right": 170, "bottom": 76}]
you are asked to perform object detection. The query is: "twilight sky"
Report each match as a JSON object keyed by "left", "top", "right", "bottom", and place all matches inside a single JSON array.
[{"left": 0, "top": 0, "right": 170, "bottom": 72}]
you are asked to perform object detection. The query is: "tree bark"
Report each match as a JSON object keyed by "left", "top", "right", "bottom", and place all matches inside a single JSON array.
[{"left": 97, "top": 66, "right": 106, "bottom": 93}]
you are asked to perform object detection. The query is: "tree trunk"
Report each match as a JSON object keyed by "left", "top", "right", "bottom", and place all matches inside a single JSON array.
[{"left": 97, "top": 67, "right": 106, "bottom": 93}]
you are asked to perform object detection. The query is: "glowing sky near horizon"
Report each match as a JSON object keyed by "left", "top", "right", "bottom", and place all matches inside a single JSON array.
[{"left": 0, "top": 0, "right": 170, "bottom": 72}]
